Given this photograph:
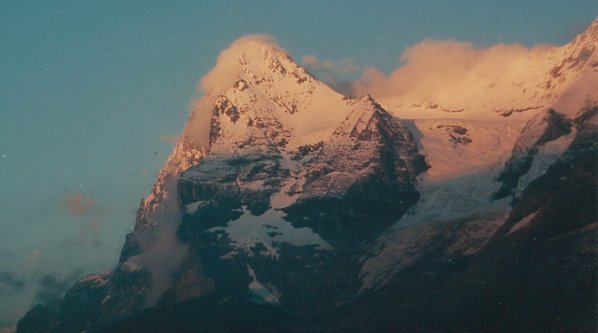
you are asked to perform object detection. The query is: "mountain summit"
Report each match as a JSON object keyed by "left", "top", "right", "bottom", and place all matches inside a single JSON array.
[
  {"left": 17, "top": 27, "right": 597, "bottom": 333},
  {"left": 372, "top": 18, "right": 598, "bottom": 120},
  {"left": 139, "top": 37, "right": 403, "bottom": 227}
]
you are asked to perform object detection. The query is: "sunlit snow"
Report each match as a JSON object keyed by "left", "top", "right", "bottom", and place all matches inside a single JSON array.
[{"left": 209, "top": 207, "right": 332, "bottom": 258}]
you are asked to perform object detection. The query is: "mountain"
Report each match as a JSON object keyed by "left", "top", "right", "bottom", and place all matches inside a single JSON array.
[
  {"left": 376, "top": 18, "right": 598, "bottom": 120},
  {"left": 17, "top": 23, "right": 597, "bottom": 333}
]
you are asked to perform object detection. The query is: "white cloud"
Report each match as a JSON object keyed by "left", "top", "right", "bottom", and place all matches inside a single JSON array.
[
  {"left": 185, "top": 34, "right": 283, "bottom": 148},
  {"left": 64, "top": 193, "right": 95, "bottom": 216},
  {"left": 349, "top": 39, "right": 562, "bottom": 119}
]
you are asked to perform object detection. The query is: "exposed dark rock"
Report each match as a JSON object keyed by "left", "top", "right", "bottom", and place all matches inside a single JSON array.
[
  {"left": 291, "top": 142, "right": 324, "bottom": 160},
  {"left": 233, "top": 79, "right": 248, "bottom": 91},
  {"left": 495, "top": 108, "right": 573, "bottom": 199},
  {"left": 436, "top": 124, "right": 472, "bottom": 145},
  {"left": 16, "top": 303, "right": 59, "bottom": 333},
  {"left": 283, "top": 103, "right": 426, "bottom": 247}
]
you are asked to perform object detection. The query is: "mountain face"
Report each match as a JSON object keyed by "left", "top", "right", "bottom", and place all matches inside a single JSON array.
[
  {"left": 494, "top": 109, "right": 573, "bottom": 199},
  {"left": 377, "top": 18, "right": 598, "bottom": 120},
  {"left": 17, "top": 23, "right": 598, "bottom": 333}
]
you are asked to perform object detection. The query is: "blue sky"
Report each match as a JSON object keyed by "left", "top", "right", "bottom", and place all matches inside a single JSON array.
[{"left": 0, "top": 0, "right": 596, "bottom": 327}]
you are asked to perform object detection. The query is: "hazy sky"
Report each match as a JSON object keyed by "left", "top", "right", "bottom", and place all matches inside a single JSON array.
[{"left": 1, "top": 0, "right": 596, "bottom": 327}]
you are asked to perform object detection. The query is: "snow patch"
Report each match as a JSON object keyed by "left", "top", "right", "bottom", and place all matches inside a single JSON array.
[
  {"left": 246, "top": 265, "right": 279, "bottom": 305},
  {"left": 394, "top": 119, "right": 522, "bottom": 228},
  {"left": 516, "top": 129, "right": 576, "bottom": 194},
  {"left": 101, "top": 295, "right": 112, "bottom": 305},
  {"left": 209, "top": 207, "right": 332, "bottom": 258},
  {"left": 184, "top": 201, "right": 202, "bottom": 215},
  {"left": 270, "top": 181, "right": 300, "bottom": 210},
  {"left": 360, "top": 212, "right": 507, "bottom": 291},
  {"left": 507, "top": 211, "right": 538, "bottom": 235},
  {"left": 79, "top": 272, "right": 110, "bottom": 287},
  {"left": 122, "top": 259, "right": 142, "bottom": 272}
]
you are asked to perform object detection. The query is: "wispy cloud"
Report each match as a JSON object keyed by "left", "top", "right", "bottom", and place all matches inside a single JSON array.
[
  {"left": 0, "top": 250, "right": 14, "bottom": 260},
  {"left": 0, "top": 325, "right": 15, "bottom": 333},
  {"left": 127, "top": 203, "right": 188, "bottom": 307},
  {"left": 302, "top": 54, "right": 357, "bottom": 74},
  {"left": 0, "top": 271, "right": 26, "bottom": 294},
  {"left": 351, "top": 39, "right": 550, "bottom": 98},
  {"left": 63, "top": 193, "right": 105, "bottom": 244},
  {"left": 347, "top": 39, "right": 556, "bottom": 119},
  {"left": 186, "top": 34, "right": 283, "bottom": 148},
  {"left": 64, "top": 193, "right": 95, "bottom": 216},
  {"left": 27, "top": 250, "right": 42, "bottom": 266}
]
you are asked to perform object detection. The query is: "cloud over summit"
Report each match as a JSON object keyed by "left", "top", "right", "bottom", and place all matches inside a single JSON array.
[
  {"left": 351, "top": 39, "right": 551, "bottom": 98},
  {"left": 186, "top": 34, "right": 286, "bottom": 148}
]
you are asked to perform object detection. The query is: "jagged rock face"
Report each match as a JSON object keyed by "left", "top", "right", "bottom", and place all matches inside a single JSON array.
[
  {"left": 496, "top": 106, "right": 597, "bottom": 239},
  {"left": 135, "top": 135, "right": 204, "bottom": 231},
  {"left": 495, "top": 108, "right": 573, "bottom": 198},
  {"left": 170, "top": 89, "right": 425, "bottom": 316},
  {"left": 283, "top": 100, "right": 426, "bottom": 247},
  {"left": 171, "top": 43, "right": 427, "bottom": 250},
  {"left": 435, "top": 124, "right": 472, "bottom": 144},
  {"left": 178, "top": 154, "right": 288, "bottom": 228},
  {"left": 15, "top": 272, "right": 128, "bottom": 333}
]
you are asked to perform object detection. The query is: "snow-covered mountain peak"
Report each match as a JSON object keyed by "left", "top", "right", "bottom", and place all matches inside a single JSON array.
[
  {"left": 492, "top": 19, "right": 597, "bottom": 117},
  {"left": 137, "top": 37, "right": 388, "bottom": 227},
  {"left": 545, "top": 19, "right": 597, "bottom": 72},
  {"left": 547, "top": 19, "right": 598, "bottom": 117},
  {"left": 199, "top": 35, "right": 315, "bottom": 98},
  {"left": 196, "top": 38, "right": 379, "bottom": 153},
  {"left": 571, "top": 17, "right": 598, "bottom": 45},
  {"left": 377, "top": 19, "right": 598, "bottom": 121}
]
